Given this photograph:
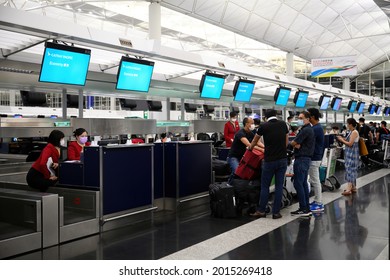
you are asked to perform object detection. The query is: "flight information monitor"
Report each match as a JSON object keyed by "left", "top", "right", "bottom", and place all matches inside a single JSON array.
[
  {"left": 39, "top": 42, "right": 91, "bottom": 86},
  {"left": 274, "top": 86, "right": 291, "bottom": 106},
  {"left": 233, "top": 79, "right": 256, "bottom": 102},
  {"left": 116, "top": 57, "right": 155, "bottom": 92},
  {"left": 318, "top": 95, "right": 331, "bottom": 110},
  {"left": 199, "top": 72, "right": 225, "bottom": 99},
  {"left": 293, "top": 90, "right": 309, "bottom": 108}
]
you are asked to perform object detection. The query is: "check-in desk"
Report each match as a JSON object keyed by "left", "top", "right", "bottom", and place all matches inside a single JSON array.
[
  {"left": 0, "top": 188, "right": 59, "bottom": 259},
  {"left": 164, "top": 141, "right": 212, "bottom": 209},
  {"left": 59, "top": 144, "right": 155, "bottom": 231}
]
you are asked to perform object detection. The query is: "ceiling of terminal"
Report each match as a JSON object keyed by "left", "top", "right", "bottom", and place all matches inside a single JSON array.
[{"left": 1, "top": 0, "right": 390, "bottom": 109}]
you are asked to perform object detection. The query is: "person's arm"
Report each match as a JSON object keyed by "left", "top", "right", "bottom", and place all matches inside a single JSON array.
[
  {"left": 376, "top": 130, "right": 380, "bottom": 142},
  {"left": 240, "top": 136, "right": 251, "bottom": 148},
  {"left": 248, "top": 134, "right": 260, "bottom": 151},
  {"left": 285, "top": 134, "right": 289, "bottom": 147},
  {"left": 37, "top": 146, "right": 52, "bottom": 179},
  {"left": 337, "top": 130, "right": 358, "bottom": 147}
]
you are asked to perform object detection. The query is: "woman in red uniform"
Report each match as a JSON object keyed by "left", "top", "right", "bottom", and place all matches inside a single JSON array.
[
  {"left": 26, "top": 129, "right": 65, "bottom": 192},
  {"left": 67, "top": 128, "right": 90, "bottom": 161}
]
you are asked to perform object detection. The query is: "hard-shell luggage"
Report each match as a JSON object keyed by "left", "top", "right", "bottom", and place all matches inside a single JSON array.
[
  {"left": 212, "top": 158, "right": 231, "bottom": 182},
  {"left": 235, "top": 149, "right": 264, "bottom": 180},
  {"left": 209, "top": 182, "right": 237, "bottom": 218}
]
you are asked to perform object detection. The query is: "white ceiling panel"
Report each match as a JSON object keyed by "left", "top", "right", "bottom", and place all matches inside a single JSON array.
[
  {"left": 229, "top": 0, "right": 258, "bottom": 11},
  {"left": 222, "top": 2, "right": 250, "bottom": 31},
  {"left": 253, "top": 1, "right": 281, "bottom": 21},
  {"left": 289, "top": 13, "right": 313, "bottom": 35},
  {"left": 280, "top": 31, "right": 302, "bottom": 50},
  {"left": 328, "top": 0, "right": 358, "bottom": 14},
  {"left": 244, "top": 13, "right": 270, "bottom": 39},
  {"left": 316, "top": 7, "right": 339, "bottom": 28},
  {"left": 194, "top": 0, "right": 225, "bottom": 22},
  {"left": 300, "top": 0, "right": 327, "bottom": 21},
  {"left": 283, "top": 0, "right": 311, "bottom": 12},
  {"left": 264, "top": 23, "right": 288, "bottom": 46},
  {"left": 163, "top": 0, "right": 195, "bottom": 11},
  {"left": 272, "top": 5, "right": 299, "bottom": 29}
]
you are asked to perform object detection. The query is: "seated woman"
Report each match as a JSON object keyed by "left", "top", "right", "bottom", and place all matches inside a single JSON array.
[
  {"left": 67, "top": 128, "right": 90, "bottom": 161},
  {"left": 26, "top": 129, "right": 65, "bottom": 192}
]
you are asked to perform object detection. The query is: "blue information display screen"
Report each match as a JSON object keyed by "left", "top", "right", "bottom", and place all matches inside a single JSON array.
[
  {"left": 233, "top": 80, "right": 255, "bottom": 102},
  {"left": 376, "top": 105, "right": 382, "bottom": 115},
  {"left": 320, "top": 96, "right": 331, "bottom": 110},
  {"left": 369, "top": 104, "right": 377, "bottom": 114},
  {"left": 116, "top": 57, "right": 154, "bottom": 92},
  {"left": 39, "top": 42, "right": 91, "bottom": 86},
  {"left": 275, "top": 87, "right": 291, "bottom": 106},
  {"left": 349, "top": 101, "right": 357, "bottom": 112},
  {"left": 332, "top": 98, "right": 342, "bottom": 111},
  {"left": 295, "top": 91, "right": 308, "bottom": 108},
  {"left": 357, "top": 102, "right": 365, "bottom": 114},
  {"left": 200, "top": 73, "right": 225, "bottom": 99}
]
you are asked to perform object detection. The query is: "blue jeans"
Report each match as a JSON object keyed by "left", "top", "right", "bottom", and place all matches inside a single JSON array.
[
  {"left": 258, "top": 158, "right": 287, "bottom": 215},
  {"left": 293, "top": 157, "right": 311, "bottom": 211},
  {"left": 226, "top": 157, "right": 240, "bottom": 183}
]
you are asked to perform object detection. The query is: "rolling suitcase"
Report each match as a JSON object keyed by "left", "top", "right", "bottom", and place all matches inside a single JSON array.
[
  {"left": 212, "top": 158, "right": 231, "bottom": 182},
  {"left": 235, "top": 149, "right": 264, "bottom": 180},
  {"left": 209, "top": 182, "right": 237, "bottom": 218}
]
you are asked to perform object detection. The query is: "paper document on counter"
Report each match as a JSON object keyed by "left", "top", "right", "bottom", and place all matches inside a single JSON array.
[{"left": 46, "top": 157, "right": 55, "bottom": 176}]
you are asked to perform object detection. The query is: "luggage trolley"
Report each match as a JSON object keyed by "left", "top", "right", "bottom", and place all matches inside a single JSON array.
[{"left": 320, "top": 146, "right": 341, "bottom": 191}]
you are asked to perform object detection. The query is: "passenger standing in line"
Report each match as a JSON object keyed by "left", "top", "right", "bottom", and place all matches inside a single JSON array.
[
  {"left": 67, "top": 128, "right": 90, "bottom": 161},
  {"left": 290, "top": 111, "right": 315, "bottom": 217},
  {"left": 226, "top": 117, "right": 263, "bottom": 183},
  {"left": 248, "top": 109, "right": 288, "bottom": 219},
  {"left": 26, "top": 129, "right": 65, "bottom": 192},
  {"left": 224, "top": 112, "right": 240, "bottom": 148},
  {"left": 336, "top": 118, "right": 360, "bottom": 196},
  {"left": 358, "top": 118, "right": 373, "bottom": 166},
  {"left": 376, "top": 120, "right": 389, "bottom": 143},
  {"left": 306, "top": 108, "right": 325, "bottom": 213}
]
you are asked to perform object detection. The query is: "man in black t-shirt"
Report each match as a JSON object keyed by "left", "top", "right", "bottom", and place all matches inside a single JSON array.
[
  {"left": 249, "top": 109, "right": 288, "bottom": 219},
  {"left": 227, "top": 117, "right": 256, "bottom": 183}
]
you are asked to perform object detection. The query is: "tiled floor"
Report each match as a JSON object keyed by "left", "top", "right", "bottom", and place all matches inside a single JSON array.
[{"left": 5, "top": 166, "right": 390, "bottom": 260}]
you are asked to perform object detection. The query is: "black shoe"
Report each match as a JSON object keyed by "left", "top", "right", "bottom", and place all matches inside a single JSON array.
[
  {"left": 272, "top": 213, "right": 282, "bottom": 219},
  {"left": 250, "top": 211, "right": 266, "bottom": 218},
  {"left": 290, "top": 209, "right": 312, "bottom": 217}
]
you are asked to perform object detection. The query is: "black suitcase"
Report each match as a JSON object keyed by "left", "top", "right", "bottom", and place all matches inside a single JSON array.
[
  {"left": 209, "top": 182, "right": 237, "bottom": 218},
  {"left": 212, "top": 158, "right": 231, "bottom": 182}
]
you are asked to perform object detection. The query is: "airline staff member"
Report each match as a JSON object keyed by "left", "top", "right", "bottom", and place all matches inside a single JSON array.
[
  {"left": 26, "top": 129, "right": 65, "bottom": 192},
  {"left": 67, "top": 128, "right": 90, "bottom": 161},
  {"left": 224, "top": 112, "right": 240, "bottom": 148}
]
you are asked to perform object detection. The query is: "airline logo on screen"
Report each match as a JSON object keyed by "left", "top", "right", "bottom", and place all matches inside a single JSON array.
[{"left": 123, "top": 64, "right": 141, "bottom": 77}]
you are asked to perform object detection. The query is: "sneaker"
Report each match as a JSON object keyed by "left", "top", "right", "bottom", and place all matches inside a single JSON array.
[
  {"left": 310, "top": 202, "right": 324, "bottom": 213},
  {"left": 290, "top": 209, "right": 312, "bottom": 217}
]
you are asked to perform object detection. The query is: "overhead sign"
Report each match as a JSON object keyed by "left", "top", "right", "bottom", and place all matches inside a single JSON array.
[{"left": 310, "top": 56, "right": 357, "bottom": 78}]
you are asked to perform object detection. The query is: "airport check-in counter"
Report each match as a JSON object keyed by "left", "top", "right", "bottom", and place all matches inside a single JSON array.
[
  {"left": 164, "top": 141, "right": 212, "bottom": 209},
  {"left": 59, "top": 144, "right": 155, "bottom": 230},
  {"left": 0, "top": 188, "right": 59, "bottom": 259}
]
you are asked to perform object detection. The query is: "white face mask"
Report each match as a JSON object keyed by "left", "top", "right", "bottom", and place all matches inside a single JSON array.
[
  {"left": 60, "top": 139, "right": 65, "bottom": 146},
  {"left": 231, "top": 118, "right": 237, "bottom": 122},
  {"left": 250, "top": 124, "right": 255, "bottom": 130}
]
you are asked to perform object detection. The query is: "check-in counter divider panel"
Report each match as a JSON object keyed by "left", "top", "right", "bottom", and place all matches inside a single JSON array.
[
  {"left": 164, "top": 141, "right": 213, "bottom": 209},
  {"left": 101, "top": 145, "right": 154, "bottom": 217}
]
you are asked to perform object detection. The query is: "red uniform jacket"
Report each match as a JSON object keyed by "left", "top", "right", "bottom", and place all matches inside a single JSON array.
[
  {"left": 224, "top": 120, "right": 240, "bottom": 147},
  {"left": 67, "top": 141, "right": 90, "bottom": 160},
  {"left": 31, "top": 143, "right": 59, "bottom": 179}
]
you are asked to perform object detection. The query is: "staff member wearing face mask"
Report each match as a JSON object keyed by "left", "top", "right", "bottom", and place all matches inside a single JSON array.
[
  {"left": 227, "top": 117, "right": 262, "bottom": 183},
  {"left": 290, "top": 111, "right": 315, "bottom": 217},
  {"left": 67, "top": 128, "right": 90, "bottom": 161},
  {"left": 26, "top": 129, "right": 65, "bottom": 192},
  {"left": 224, "top": 112, "right": 240, "bottom": 148}
]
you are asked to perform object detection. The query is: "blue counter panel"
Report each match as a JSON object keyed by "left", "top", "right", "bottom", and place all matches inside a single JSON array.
[
  {"left": 102, "top": 145, "right": 153, "bottom": 215},
  {"left": 84, "top": 147, "right": 100, "bottom": 188},
  {"left": 59, "top": 162, "right": 84, "bottom": 186},
  {"left": 153, "top": 143, "right": 164, "bottom": 199},
  {"left": 164, "top": 142, "right": 212, "bottom": 199}
]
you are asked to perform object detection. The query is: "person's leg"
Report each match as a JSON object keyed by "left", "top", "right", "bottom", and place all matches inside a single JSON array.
[
  {"left": 308, "top": 160, "right": 322, "bottom": 203},
  {"left": 227, "top": 157, "right": 240, "bottom": 183},
  {"left": 272, "top": 158, "right": 288, "bottom": 215},
  {"left": 293, "top": 158, "right": 308, "bottom": 210},
  {"left": 26, "top": 168, "right": 54, "bottom": 192},
  {"left": 301, "top": 158, "right": 311, "bottom": 211},
  {"left": 257, "top": 160, "right": 276, "bottom": 213}
]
